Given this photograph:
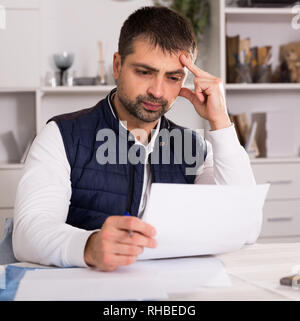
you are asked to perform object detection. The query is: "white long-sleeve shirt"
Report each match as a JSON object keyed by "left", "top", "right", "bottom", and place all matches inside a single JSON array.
[{"left": 13, "top": 105, "right": 256, "bottom": 268}]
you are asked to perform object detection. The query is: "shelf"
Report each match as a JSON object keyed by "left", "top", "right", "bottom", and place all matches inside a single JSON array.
[
  {"left": 0, "top": 87, "right": 38, "bottom": 93},
  {"left": 41, "top": 86, "right": 116, "bottom": 94},
  {"left": 4, "top": 83, "right": 298, "bottom": 93},
  {"left": 0, "top": 163, "right": 25, "bottom": 170},
  {"left": 225, "top": 83, "right": 300, "bottom": 91},
  {"left": 251, "top": 157, "right": 300, "bottom": 164},
  {"left": 225, "top": 7, "right": 297, "bottom": 15}
]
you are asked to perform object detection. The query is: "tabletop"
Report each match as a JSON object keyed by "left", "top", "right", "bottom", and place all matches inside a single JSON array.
[
  {"left": 168, "top": 243, "right": 300, "bottom": 301},
  {"left": 11, "top": 243, "right": 300, "bottom": 301}
]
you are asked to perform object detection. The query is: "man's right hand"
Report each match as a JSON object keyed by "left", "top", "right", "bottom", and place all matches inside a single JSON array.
[{"left": 84, "top": 215, "right": 157, "bottom": 271}]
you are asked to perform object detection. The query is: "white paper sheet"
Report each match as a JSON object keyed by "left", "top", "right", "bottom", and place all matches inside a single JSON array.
[
  {"left": 139, "top": 184, "right": 270, "bottom": 260},
  {"left": 15, "top": 257, "right": 230, "bottom": 301}
]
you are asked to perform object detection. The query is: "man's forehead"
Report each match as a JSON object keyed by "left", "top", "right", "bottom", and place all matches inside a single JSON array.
[
  {"left": 132, "top": 38, "right": 189, "bottom": 58},
  {"left": 126, "top": 39, "right": 189, "bottom": 72}
]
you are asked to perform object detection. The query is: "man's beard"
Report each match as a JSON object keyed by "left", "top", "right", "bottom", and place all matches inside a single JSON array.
[{"left": 117, "top": 90, "right": 170, "bottom": 123}]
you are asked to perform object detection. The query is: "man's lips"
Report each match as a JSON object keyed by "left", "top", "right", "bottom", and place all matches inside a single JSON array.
[{"left": 142, "top": 101, "right": 162, "bottom": 111}]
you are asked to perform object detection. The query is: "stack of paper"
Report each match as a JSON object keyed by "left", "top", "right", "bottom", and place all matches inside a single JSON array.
[{"left": 15, "top": 257, "right": 231, "bottom": 301}]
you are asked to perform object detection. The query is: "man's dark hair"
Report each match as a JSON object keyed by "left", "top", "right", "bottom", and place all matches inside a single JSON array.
[{"left": 118, "top": 6, "right": 197, "bottom": 64}]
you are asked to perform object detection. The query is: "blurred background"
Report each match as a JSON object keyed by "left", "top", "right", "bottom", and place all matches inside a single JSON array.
[{"left": 0, "top": 0, "right": 300, "bottom": 243}]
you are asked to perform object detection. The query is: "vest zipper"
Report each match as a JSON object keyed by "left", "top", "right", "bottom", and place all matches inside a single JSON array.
[{"left": 126, "top": 164, "right": 135, "bottom": 214}]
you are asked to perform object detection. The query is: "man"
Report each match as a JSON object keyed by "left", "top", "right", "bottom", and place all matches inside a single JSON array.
[{"left": 13, "top": 7, "right": 256, "bottom": 272}]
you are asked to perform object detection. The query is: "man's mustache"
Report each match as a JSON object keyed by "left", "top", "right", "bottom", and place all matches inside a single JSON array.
[{"left": 136, "top": 95, "right": 168, "bottom": 107}]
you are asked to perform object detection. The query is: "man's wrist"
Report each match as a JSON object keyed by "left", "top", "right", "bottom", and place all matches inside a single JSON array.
[
  {"left": 84, "top": 232, "right": 98, "bottom": 267},
  {"left": 209, "top": 116, "right": 232, "bottom": 131}
]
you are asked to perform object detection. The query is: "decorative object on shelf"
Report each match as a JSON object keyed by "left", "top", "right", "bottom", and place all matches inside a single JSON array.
[
  {"left": 255, "top": 64, "right": 272, "bottom": 83},
  {"left": 53, "top": 52, "right": 75, "bottom": 86},
  {"left": 251, "top": 113, "right": 267, "bottom": 158},
  {"left": 45, "top": 71, "right": 60, "bottom": 87},
  {"left": 227, "top": 35, "right": 255, "bottom": 83},
  {"left": 74, "top": 77, "right": 97, "bottom": 86},
  {"left": 96, "top": 42, "right": 107, "bottom": 85},
  {"left": 62, "top": 70, "right": 76, "bottom": 87},
  {"left": 245, "top": 121, "right": 258, "bottom": 159},
  {"left": 227, "top": 35, "right": 240, "bottom": 83},
  {"left": 235, "top": 62, "right": 253, "bottom": 83},
  {"left": 229, "top": 113, "right": 260, "bottom": 158},
  {"left": 153, "top": 0, "right": 210, "bottom": 43},
  {"left": 226, "top": 35, "right": 273, "bottom": 83},
  {"left": 0, "top": 131, "right": 20, "bottom": 163},
  {"left": 279, "top": 42, "right": 300, "bottom": 83}
]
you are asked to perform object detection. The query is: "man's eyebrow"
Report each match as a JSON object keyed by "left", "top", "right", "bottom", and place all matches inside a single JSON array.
[
  {"left": 131, "top": 63, "right": 159, "bottom": 72},
  {"left": 165, "top": 69, "right": 186, "bottom": 76},
  {"left": 131, "top": 63, "right": 186, "bottom": 76}
]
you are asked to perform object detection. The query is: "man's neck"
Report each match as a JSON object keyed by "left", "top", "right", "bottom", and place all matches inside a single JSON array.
[{"left": 112, "top": 92, "right": 160, "bottom": 144}]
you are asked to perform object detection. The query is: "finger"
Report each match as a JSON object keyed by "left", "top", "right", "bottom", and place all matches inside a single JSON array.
[
  {"left": 113, "top": 254, "right": 138, "bottom": 266},
  {"left": 115, "top": 230, "right": 157, "bottom": 248},
  {"left": 194, "top": 77, "right": 223, "bottom": 91},
  {"left": 113, "top": 243, "right": 144, "bottom": 256},
  {"left": 103, "top": 253, "right": 138, "bottom": 268},
  {"left": 109, "top": 216, "right": 157, "bottom": 238},
  {"left": 179, "top": 87, "right": 206, "bottom": 105},
  {"left": 193, "top": 81, "right": 210, "bottom": 104},
  {"left": 180, "top": 54, "right": 215, "bottom": 79},
  {"left": 193, "top": 78, "right": 223, "bottom": 102}
]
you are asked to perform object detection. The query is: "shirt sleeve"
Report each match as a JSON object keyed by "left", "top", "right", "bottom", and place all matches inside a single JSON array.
[
  {"left": 195, "top": 124, "right": 260, "bottom": 245},
  {"left": 195, "top": 124, "right": 256, "bottom": 186},
  {"left": 12, "top": 121, "right": 96, "bottom": 267}
]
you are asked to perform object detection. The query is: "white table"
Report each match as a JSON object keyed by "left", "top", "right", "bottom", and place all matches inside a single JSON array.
[
  {"left": 14, "top": 243, "right": 300, "bottom": 301},
  {"left": 168, "top": 243, "right": 300, "bottom": 301}
]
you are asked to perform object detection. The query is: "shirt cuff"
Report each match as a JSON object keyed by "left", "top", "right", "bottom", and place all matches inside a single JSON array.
[
  {"left": 64, "top": 229, "right": 98, "bottom": 268},
  {"left": 205, "top": 124, "right": 242, "bottom": 156}
]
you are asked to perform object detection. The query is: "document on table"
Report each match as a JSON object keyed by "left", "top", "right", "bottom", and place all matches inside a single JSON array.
[
  {"left": 15, "top": 257, "right": 231, "bottom": 301},
  {"left": 139, "top": 183, "right": 270, "bottom": 260}
]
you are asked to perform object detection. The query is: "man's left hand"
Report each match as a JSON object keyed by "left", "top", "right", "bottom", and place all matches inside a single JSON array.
[{"left": 179, "top": 54, "right": 232, "bottom": 131}]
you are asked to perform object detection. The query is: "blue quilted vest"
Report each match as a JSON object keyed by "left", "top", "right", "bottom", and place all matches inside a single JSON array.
[{"left": 48, "top": 89, "right": 207, "bottom": 230}]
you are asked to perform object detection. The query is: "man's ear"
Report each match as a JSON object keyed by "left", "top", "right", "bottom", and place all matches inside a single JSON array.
[{"left": 113, "top": 52, "right": 122, "bottom": 80}]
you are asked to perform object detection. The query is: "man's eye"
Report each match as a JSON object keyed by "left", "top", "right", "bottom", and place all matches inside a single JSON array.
[
  {"left": 169, "top": 76, "right": 181, "bottom": 82},
  {"left": 136, "top": 70, "right": 150, "bottom": 76}
]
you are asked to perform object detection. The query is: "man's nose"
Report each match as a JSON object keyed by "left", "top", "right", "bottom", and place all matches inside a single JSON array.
[{"left": 147, "top": 77, "right": 165, "bottom": 99}]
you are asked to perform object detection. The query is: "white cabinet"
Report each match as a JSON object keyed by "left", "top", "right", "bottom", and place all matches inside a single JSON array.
[
  {"left": 261, "top": 200, "right": 300, "bottom": 238},
  {"left": 252, "top": 160, "right": 300, "bottom": 240},
  {"left": 253, "top": 162, "right": 300, "bottom": 200},
  {"left": 222, "top": 1, "right": 300, "bottom": 242}
]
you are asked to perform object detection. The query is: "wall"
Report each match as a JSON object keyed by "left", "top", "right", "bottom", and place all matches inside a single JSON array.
[{"left": 40, "top": 0, "right": 153, "bottom": 84}]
